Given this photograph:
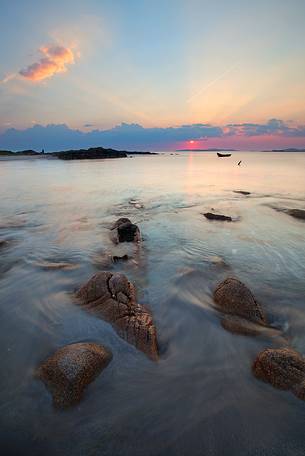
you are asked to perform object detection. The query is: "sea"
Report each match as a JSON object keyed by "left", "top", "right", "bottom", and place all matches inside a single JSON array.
[{"left": 0, "top": 151, "right": 305, "bottom": 455}]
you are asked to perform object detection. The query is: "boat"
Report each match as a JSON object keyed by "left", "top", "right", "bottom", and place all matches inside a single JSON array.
[{"left": 217, "top": 152, "right": 231, "bottom": 157}]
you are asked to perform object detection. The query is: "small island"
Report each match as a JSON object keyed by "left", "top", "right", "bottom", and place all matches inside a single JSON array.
[{"left": 0, "top": 147, "right": 157, "bottom": 160}]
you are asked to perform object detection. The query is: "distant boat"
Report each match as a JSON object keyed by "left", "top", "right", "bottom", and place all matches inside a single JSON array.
[{"left": 217, "top": 152, "right": 231, "bottom": 157}]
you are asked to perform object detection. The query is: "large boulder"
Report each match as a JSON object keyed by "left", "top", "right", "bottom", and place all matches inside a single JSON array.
[
  {"left": 253, "top": 348, "right": 305, "bottom": 401},
  {"left": 110, "top": 218, "right": 141, "bottom": 243},
  {"left": 76, "top": 272, "right": 158, "bottom": 361},
  {"left": 36, "top": 342, "right": 112, "bottom": 408},
  {"left": 214, "top": 278, "right": 266, "bottom": 324}
]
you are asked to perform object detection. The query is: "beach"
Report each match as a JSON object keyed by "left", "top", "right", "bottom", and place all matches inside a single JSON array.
[{"left": 1, "top": 151, "right": 305, "bottom": 455}]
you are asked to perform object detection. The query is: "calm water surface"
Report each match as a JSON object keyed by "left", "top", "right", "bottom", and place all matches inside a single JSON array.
[{"left": 0, "top": 152, "right": 305, "bottom": 455}]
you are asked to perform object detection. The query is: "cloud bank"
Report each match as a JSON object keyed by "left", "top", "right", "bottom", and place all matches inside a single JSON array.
[
  {"left": 0, "top": 120, "right": 304, "bottom": 152},
  {"left": 19, "top": 45, "right": 75, "bottom": 82}
]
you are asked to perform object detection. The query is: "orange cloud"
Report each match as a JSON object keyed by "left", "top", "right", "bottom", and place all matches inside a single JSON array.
[{"left": 19, "top": 45, "right": 75, "bottom": 82}]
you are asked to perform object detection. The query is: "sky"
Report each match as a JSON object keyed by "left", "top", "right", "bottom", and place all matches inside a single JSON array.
[{"left": 0, "top": 0, "right": 305, "bottom": 151}]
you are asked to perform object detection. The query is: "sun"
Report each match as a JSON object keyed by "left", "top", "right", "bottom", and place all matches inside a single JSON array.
[{"left": 189, "top": 140, "right": 195, "bottom": 144}]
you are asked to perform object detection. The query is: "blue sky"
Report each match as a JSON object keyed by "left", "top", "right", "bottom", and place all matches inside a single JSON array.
[{"left": 1, "top": 0, "right": 305, "bottom": 150}]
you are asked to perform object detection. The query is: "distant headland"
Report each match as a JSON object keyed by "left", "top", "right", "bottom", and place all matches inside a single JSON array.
[
  {"left": 0, "top": 147, "right": 157, "bottom": 160},
  {"left": 262, "top": 148, "right": 305, "bottom": 152}
]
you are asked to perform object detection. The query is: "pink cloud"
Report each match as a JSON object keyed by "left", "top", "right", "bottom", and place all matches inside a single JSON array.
[{"left": 19, "top": 45, "right": 75, "bottom": 82}]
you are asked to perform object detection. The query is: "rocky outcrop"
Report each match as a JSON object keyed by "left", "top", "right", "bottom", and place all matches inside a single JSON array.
[
  {"left": 76, "top": 272, "right": 158, "bottom": 361},
  {"left": 253, "top": 348, "right": 305, "bottom": 401},
  {"left": 203, "top": 212, "right": 232, "bottom": 221},
  {"left": 110, "top": 218, "right": 141, "bottom": 243},
  {"left": 36, "top": 342, "right": 112, "bottom": 408}
]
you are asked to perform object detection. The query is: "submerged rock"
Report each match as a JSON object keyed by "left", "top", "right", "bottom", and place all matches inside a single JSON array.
[
  {"left": 34, "top": 260, "right": 79, "bottom": 271},
  {"left": 233, "top": 190, "right": 251, "bottom": 195},
  {"left": 110, "top": 218, "right": 141, "bottom": 243},
  {"left": 208, "top": 255, "right": 229, "bottom": 269},
  {"left": 129, "top": 200, "right": 144, "bottom": 209},
  {"left": 221, "top": 315, "right": 264, "bottom": 336},
  {"left": 214, "top": 278, "right": 267, "bottom": 326},
  {"left": 76, "top": 272, "right": 158, "bottom": 360},
  {"left": 36, "top": 342, "right": 112, "bottom": 408},
  {"left": 286, "top": 209, "right": 305, "bottom": 220},
  {"left": 221, "top": 315, "right": 283, "bottom": 339},
  {"left": 112, "top": 254, "right": 129, "bottom": 262},
  {"left": 269, "top": 206, "right": 305, "bottom": 221},
  {"left": 203, "top": 212, "right": 232, "bottom": 222},
  {"left": 0, "top": 239, "right": 9, "bottom": 248},
  {"left": 253, "top": 348, "right": 305, "bottom": 401}
]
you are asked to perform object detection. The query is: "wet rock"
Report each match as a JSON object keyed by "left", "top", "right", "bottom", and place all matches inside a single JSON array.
[
  {"left": 110, "top": 218, "right": 141, "bottom": 243},
  {"left": 221, "top": 315, "right": 263, "bottom": 336},
  {"left": 233, "top": 190, "right": 251, "bottom": 195},
  {"left": 36, "top": 342, "right": 112, "bottom": 408},
  {"left": 214, "top": 277, "right": 267, "bottom": 325},
  {"left": 0, "top": 239, "right": 9, "bottom": 248},
  {"left": 76, "top": 272, "right": 158, "bottom": 361},
  {"left": 208, "top": 255, "right": 229, "bottom": 268},
  {"left": 221, "top": 315, "right": 283, "bottom": 339},
  {"left": 286, "top": 209, "right": 305, "bottom": 220},
  {"left": 269, "top": 206, "right": 305, "bottom": 220},
  {"left": 203, "top": 212, "right": 232, "bottom": 222},
  {"left": 129, "top": 200, "right": 144, "bottom": 209},
  {"left": 253, "top": 348, "right": 305, "bottom": 401},
  {"left": 34, "top": 260, "right": 79, "bottom": 271},
  {"left": 112, "top": 254, "right": 129, "bottom": 263}
]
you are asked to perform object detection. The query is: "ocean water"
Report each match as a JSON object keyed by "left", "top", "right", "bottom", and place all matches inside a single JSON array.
[{"left": 0, "top": 151, "right": 305, "bottom": 456}]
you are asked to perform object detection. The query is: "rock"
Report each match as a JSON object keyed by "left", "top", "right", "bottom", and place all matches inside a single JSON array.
[
  {"left": 34, "top": 260, "right": 79, "bottom": 270},
  {"left": 76, "top": 272, "right": 158, "bottom": 361},
  {"left": 253, "top": 348, "right": 305, "bottom": 401},
  {"left": 233, "top": 190, "right": 251, "bottom": 195},
  {"left": 221, "top": 315, "right": 283, "bottom": 338},
  {"left": 221, "top": 315, "right": 263, "bottom": 336},
  {"left": 203, "top": 212, "right": 232, "bottom": 222},
  {"left": 0, "top": 239, "right": 9, "bottom": 248},
  {"left": 214, "top": 278, "right": 267, "bottom": 325},
  {"left": 36, "top": 342, "right": 112, "bottom": 408},
  {"left": 129, "top": 200, "right": 144, "bottom": 209},
  {"left": 286, "top": 209, "right": 305, "bottom": 220},
  {"left": 208, "top": 255, "right": 229, "bottom": 268},
  {"left": 269, "top": 206, "right": 305, "bottom": 220},
  {"left": 111, "top": 217, "right": 131, "bottom": 229},
  {"left": 110, "top": 218, "right": 141, "bottom": 243},
  {"left": 112, "top": 254, "right": 129, "bottom": 263}
]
